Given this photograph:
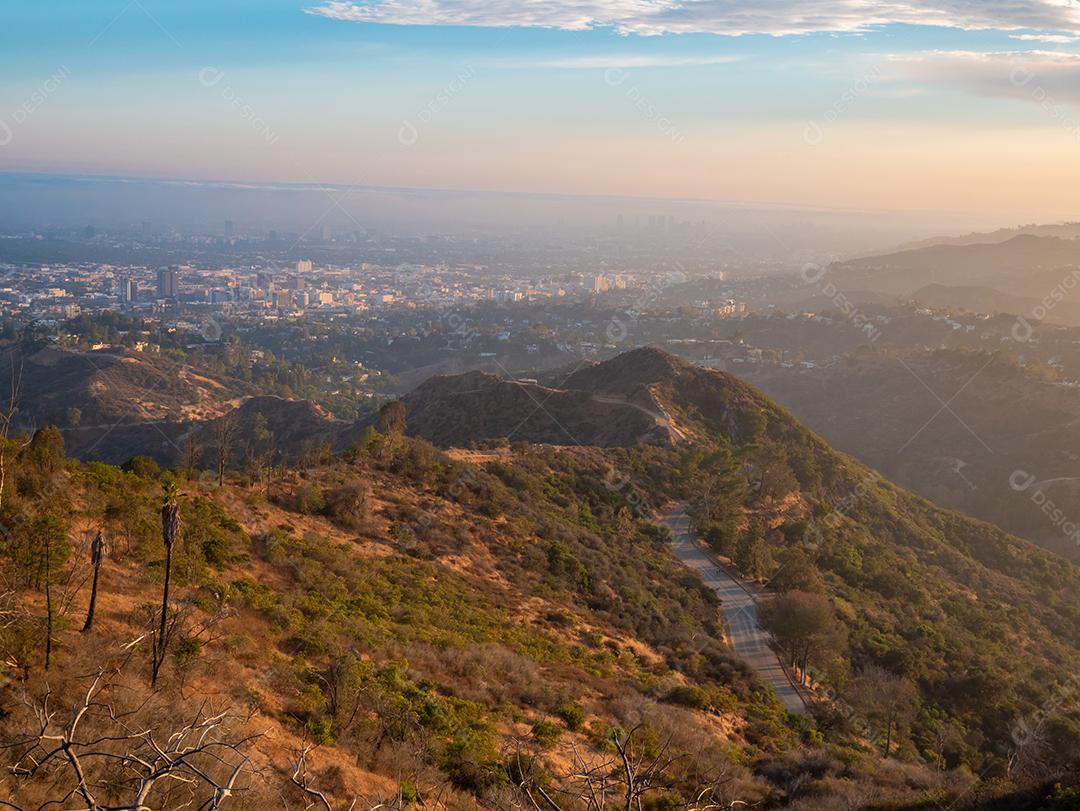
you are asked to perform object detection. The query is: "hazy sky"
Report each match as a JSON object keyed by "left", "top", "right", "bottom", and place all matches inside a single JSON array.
[{"left": 4, "top": 0, "right": 1080, "bottom": 221}]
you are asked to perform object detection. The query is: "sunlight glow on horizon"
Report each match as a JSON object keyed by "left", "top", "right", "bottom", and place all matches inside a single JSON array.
[{"left": 2, "top": 0, "right": 1080, "bottom": 221}]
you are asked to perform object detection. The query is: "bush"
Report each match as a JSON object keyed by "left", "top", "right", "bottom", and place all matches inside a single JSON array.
[
  {"left": 531, "top": 719, "right": 562, "bottom": 748},
  {"left": 293, "top": 483, "right": 326, "bottom": 515},
  {"left": 664, "top": 685, "right": 709, "bottom": 710},
  {"left": 121, "top": 455, "right": 162, "bottom": 479},
  {"left": 306, "top": 717, "right": 334, "bottom": 745},
  {"left": 440, "top": 733, "right": 505, "bottom": 791},
  {"left": 323, "top": 483, "right": 371, "bottom": 530},
  {"left": 556, "top": 701, "right": 586, "bottom": 731}
]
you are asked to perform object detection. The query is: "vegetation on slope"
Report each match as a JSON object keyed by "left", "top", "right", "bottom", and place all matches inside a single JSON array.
[{"left": 1, "top": 346, "right": 1078, "bottom": 809}]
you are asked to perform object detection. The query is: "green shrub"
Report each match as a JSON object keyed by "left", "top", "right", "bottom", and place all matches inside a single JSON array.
[
  {"left": 293, "top": 483, "right": 326, "bottom": 514},
  {"left": 556, "top": 701, "right": 586, "bottom": 731},
  {"left": 306, "top": 717, "right": 334, "bottom": 745},
  {"left": 121, "top": 455, "right": 162, "bottom": 478},
  {"left": 664, "top": 685, "right": 710, "bottom": 710},
  {"left": 531, "top": 719, "right": 562, "bottom": 748}
]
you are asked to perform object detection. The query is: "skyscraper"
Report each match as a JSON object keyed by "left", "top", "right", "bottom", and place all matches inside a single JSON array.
[
  {"left": 119, "top": 276, "right": 136, "bottom": 304},
  {"left": 224, "top": 220, "right": 234, "bottom": 239},
  {"left": 157, "top": 267, "right": 179, "bottom": 299}
]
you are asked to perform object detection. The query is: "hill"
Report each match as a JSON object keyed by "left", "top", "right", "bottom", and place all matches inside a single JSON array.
[
  {"left": 0, "top": 346, "right": 253, "bottom": 429},
  {"left": 881, "top": 222, "right": 1080, "bottom": 253},
  {"left": 396, "top": 369, "right": 674, "bottom": 447},
  {"left": 827, "top": 235, "right": 1080, "bottom": 321},
  {"left": 905, "top": 283, "right": 1080, "bottom": 325},
  {"left": 1, "top": 347, "right": 1078, "bottom": 808},
  {"left": 0, "top": 346, "right": 363, "bottom": 467},
  {"left": 742, "top": 348, "right": 1080, "bottom": 561}
]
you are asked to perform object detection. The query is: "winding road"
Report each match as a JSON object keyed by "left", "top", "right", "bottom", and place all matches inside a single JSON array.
[{"left": 661, "top": 507, "right": 808, "bottom": 714}]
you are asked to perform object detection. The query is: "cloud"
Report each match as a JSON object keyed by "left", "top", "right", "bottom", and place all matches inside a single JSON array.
[
  {"left": 887, "top": 49, "right": 1080, "bottom": 106},
  {"left": 307, "top": 0, "right": 1080, "bottom": 37},
  {"left": 1010, "top": 33, "right": 1079, "bottom": 43},
  {"left": 531, "top": 54, "right": 742, "bottom": 68}
]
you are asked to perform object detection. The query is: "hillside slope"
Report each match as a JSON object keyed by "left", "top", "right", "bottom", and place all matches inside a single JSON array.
[
  {"left": 742, "top": 348, "right": 1080, "bottom": 561},
  {"left": 397, "top": 369, "right": 674, "bottom": 448},
  {"left": 391, "top": 348, "right": 1080, "bottom": 790},
  {"left": 1, "top": 346, "right": 253, "bottom": 428},
  {"left": 2, "top": 348, "right": 1078, "bottom": 809},
  {"left": 0, "top": 425, "right": 977, "bottom": 810}
]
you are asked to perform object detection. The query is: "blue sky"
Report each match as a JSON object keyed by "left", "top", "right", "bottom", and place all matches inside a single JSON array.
[{"left": 3, "top": 0, "right": 1080, "bottom": 219}]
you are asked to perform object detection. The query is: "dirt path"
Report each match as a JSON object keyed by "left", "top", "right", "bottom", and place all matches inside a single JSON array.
[
  {"left": 590, "top": 394, "right": 687, "bottom": 441},
  {"left": 661, "top": 506, "right": 808, "bottom": 714}
]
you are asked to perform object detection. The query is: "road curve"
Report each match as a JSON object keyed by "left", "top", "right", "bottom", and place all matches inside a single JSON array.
[{"left": 661, "top": 507, "right": 807, "bottom": 714}]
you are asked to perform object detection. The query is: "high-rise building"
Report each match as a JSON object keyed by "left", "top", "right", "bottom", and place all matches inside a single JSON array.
[
  {"left": 296, "top": 259, "right": 313, "bottom": 275},
  {"left": 224, "top": 220, "right": 234, "bottom": 239},
  {"left": 157, "top": 267, "right": 179, "bottom": 299},
  {"left": 119, "top": 276, "right": 136, "bottom": 304}
]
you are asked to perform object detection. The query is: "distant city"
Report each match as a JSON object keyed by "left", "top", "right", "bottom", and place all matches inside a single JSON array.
[{"left": 0, "top": 219, "right": 746, "bottom": 336}]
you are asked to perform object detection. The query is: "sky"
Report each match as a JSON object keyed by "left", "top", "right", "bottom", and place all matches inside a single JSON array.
[{"left": 3, "top": 0, "right": 1080, "bottom": 222}]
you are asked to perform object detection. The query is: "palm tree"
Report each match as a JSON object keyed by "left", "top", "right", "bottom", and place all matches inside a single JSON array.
[
  {"left": 81, "top": 530, "right": 106, "bottom": 633},
  {"left": 151, "top": 484, "right": 181, "bottom": 687}
]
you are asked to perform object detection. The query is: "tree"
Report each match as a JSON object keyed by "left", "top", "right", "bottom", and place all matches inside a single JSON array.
[
  {"left": 181, "top": 430, "right": 203, "bottom": 481},
  {"left": 743, "top": 441, "right": 798, "bottom": 500},
  {"left": 247, "top": 413, "right": 277, "bottom": 496},
  {"left": 214, "top": 412, "right": 238, "bottom": 486},
  {"left": 761, "top": 590, "right": 846, "bottom": 686},
  {"left": 22, "top": 425, "right": 66, "bottom": 480},
  {"left": 152, "top": 484, "right": 181, "bottom": 687},
  {"left": 30, "top": 514, "right": 70, "bottom": 671},
  {"left": 81, "top": 530, "right": 106, "bottom": 633},
  {"left": 851, "top": 664, "right": 918, "bottom": 757},
  {"left": 771, "top": 547, "right": 826, "bottom": 594},
  {"left": 0, "top": 358, "right": 31, "bottom": 511},
  {"left": 375, "top": 400, "right": 406, "bottom": 435},
  {"left": 734, "top": 522, "right": 770, "bottom": 579}
]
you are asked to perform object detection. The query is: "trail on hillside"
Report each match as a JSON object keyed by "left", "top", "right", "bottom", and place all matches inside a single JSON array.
[{"left": 661, "top": 506, "right": 808, "bottom": 714}]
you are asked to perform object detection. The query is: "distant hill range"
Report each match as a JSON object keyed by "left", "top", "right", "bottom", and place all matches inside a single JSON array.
[
  {"left": 886, "top": 221, "right": 1080, "bottom": 252},
  {"left": 823, "top": 233, "right": 1080, "bottom": 324},
  {"left": 742, "top": 348, "right": 1080, "bottom": 561}
]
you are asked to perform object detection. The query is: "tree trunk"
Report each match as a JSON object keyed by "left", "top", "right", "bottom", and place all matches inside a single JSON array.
[
  {"left": 44, "top": 533, "right": 52, "bottom": 670},
  {"left": 153, "top": 494, "right": 180, "bottom": 687},
  {"left": 152, "top": 542, "right": 173, "bottom": 687},
  {"left": 82, "top": 532, "right": 104, "bottom": 633}
]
